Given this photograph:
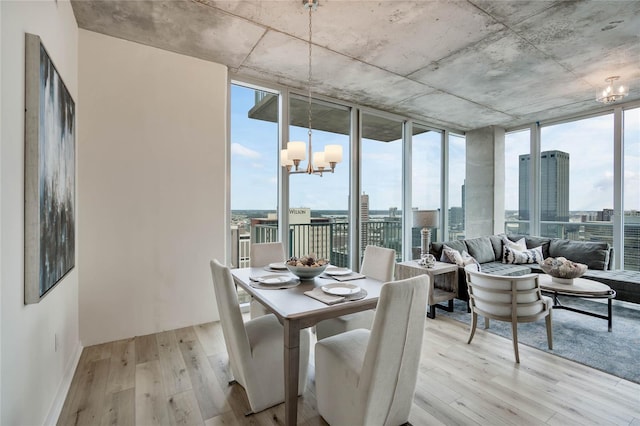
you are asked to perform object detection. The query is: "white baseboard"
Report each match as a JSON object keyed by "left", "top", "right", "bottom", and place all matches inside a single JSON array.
[{"left": 43, "top": 342, "right": 83, "bottom": 426}]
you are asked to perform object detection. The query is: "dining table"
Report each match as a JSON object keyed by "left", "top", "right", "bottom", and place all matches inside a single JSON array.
[{"left": 231, "top": 266, "right": 385, "bottom": 426}]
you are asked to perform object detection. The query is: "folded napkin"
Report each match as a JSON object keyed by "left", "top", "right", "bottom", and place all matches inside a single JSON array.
[
  {"left": 304, "top": 287, "right": 345, "bottom": 305},
  {"left": 331, "top": 272, "right": 366, "bottom": 282}
]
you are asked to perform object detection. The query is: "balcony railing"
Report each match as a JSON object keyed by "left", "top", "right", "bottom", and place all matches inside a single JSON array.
[{"left": 246, "top": 221, "right": 403, "bottom": 267}]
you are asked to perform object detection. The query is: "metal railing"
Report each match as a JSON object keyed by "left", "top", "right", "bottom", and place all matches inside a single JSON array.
[{"left": 249, "top": 220, "right": 403, "bottom": 267}]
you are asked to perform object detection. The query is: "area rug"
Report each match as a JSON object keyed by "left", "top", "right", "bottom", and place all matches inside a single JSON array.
[{"left": 444, "top": 298, "right": 640, "bottom": 384}]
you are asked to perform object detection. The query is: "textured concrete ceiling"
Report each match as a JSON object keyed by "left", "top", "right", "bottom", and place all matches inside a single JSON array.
[{"left": 71, "top": 0, "right": 640, "bottom": 131}]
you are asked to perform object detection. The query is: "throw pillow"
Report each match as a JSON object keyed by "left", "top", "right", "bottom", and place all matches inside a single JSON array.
[
  {"left": 502, "top": 236, "right": 526, "bottom": 262},
  {"left": 441, "top": 245, "right": 479, "bottom": 267},
  {"left": 460, "top": 250, "right": 481, "bottom": 268},
  {"left": 441, "top": 245, "right": 463, "bottom": 265},
  {"left": 505, "top": 236, "right": 527, "bottom": 250},
  {"left": 503, "top": 244, "right": 543, "bottom": 264}
]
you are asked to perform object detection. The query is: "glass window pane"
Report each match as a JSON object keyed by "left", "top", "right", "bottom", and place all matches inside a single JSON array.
[
  {"left": 230, "top": 84, "right": 280, "bottom": 271},
  {"left": 289, "top": 96, "right": 351, "bottom": 266},
  {"left": 505, "top": 129, "right": 530, "bottom": 235},
  {"left": 624, "top": 107, "right": 640, "bottom": 271},
  {"left": 361, "top": 113, "right": 403, "bottom": 261},
  {"left": 540, "top": 114, "right": 613, "bottom": 242},
  {"left": 412, "top": 126, "right": 442, "bottom": 259},
  {"left": 448, "top": 133, "right": 466, "bottom": 241}
]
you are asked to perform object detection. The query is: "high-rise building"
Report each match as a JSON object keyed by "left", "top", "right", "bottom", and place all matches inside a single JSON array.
[
  {"left": 360, "top": 192, "right": 369, "bottom": 251},
  {"left": 519, "top": 150, "right": 570, "bottom": 237}
]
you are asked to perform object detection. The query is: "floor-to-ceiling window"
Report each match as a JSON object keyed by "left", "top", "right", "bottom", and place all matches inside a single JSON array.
[
  {"left": 448, "top": 133, "right": 466, "bottom": 241},
  {"left": 411, "top": 125, "right": 442, "bottom": 259},
  {"left": 230, "top": 83, "right": 281, "bottom": 303},
  {"left": 540, "top": 114, "right": 614, "bottom": 242},
  {"left": 505, "top": 128, "right": 531, "bottom": 235},
  {"left": 623, "top": 107, "right": 640, "bottom": 271},
  {"left": 360, "top": 112, "right": 404, "bottom": 261},
  {"left": 230, "top": 83, "right": 280, "bottom": 264},
  {"left": 288, "top": 95, "right": 351, "bottom": 266}
]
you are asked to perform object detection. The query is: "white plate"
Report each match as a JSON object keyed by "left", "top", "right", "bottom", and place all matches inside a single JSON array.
[
  {"left": 268, "top": 262, "right": 288, "bottom": 270},
  {"left": 321, "top": 283, "right": 361, "bottom": 296},
  {"left": 325, "top": 267, "right": 352, "bottom": 276},
  {"left": 256, "top": 275, "right": 294, "bottom": 285}
]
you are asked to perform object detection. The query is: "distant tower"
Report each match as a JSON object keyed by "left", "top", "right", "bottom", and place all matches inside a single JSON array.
[
  {"left": 461, "top": 180, "right": 465, "bottom": 229},
  {"left": 360, "top": 192, "right": 369, "bottom": 251},
  {"left": 518, "top": 154, "right": 530, "bottom": 220},
  {"left": 519, "top": 150, "right": 570, "bottom": 236}
]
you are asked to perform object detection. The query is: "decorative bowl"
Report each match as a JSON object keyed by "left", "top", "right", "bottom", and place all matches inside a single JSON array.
[
  {"left": 539, "top": 257, "right": 587, "bottom": 284},
  {"left": 286, "top": 263, "right": 328, "bottom": 280}
]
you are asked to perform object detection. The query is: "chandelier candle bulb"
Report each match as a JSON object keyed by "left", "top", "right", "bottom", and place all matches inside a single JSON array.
[
  {"left": 280, "top": 149, "right": 293, "bottom": 167},
  {"left": 287, "top": 141, "right": 306, "bottom": 162},
  {"left": 313, "top": 151, "right": 329, "bottom": 169},
  {"left": 324, "top": 144, "right": 343, "bottom": 164}
]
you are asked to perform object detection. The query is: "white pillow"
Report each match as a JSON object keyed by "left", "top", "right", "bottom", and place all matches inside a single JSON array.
[
  {"left": 505, "top": 237, "right": 526, "bottom": 250},
  {"left": 441, "top": 245, "right": 463, "bottom": 265},
  {"left": 502, "top": 237, "right": 526, "bottom": 262},
  {"left": 442, "top": 245, "right": 479, "bottom": 267},
  {"left": 503, "top": 245, "right": 543, "bottom": 264}
]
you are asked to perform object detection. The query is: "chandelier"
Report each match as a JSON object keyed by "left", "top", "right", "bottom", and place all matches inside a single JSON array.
[
  {"left": 596, "top": 76, "right": 629, "bottom": 104},
  {"left": 280, "top": 0, "right": 342, "bottom": 176}
]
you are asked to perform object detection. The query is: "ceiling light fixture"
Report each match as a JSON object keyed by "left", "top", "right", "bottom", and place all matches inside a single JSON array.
[
  {"left": 596, "top": 76, "right": 629, "bottom": 104},
  {"left": 281, "top": 0, "right": 342, "bottom": 176}
]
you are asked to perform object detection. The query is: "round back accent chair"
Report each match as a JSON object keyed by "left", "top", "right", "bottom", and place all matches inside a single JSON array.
[{"left": 464, "top": 264, "right": 553, "bottom": 363}]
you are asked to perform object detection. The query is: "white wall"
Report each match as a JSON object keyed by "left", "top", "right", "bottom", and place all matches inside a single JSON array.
[
  {"left": 1, "top": 1, "right": 80, "bottom": 425},
  {"left": 78, "top": 30, "right": 227, "bottom": 346}
]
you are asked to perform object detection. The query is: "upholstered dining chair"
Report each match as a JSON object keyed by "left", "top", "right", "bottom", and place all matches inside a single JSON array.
[
  {"left": 315, "top": 245, "right": 396, "bottom": 340},
  {"left": 315, "top": 274, "right": 428, "bottom": 426},
  {"left": 249, "top": 242, "right": 287, "bottom": 318},
  {"left": 464, "top": 264, "right": 553, "bottom": 363},
  {"left": 209, "top": 259, "right": 310, "bottom": 414}
]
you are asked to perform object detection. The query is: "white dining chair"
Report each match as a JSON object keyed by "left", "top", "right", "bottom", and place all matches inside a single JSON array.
[
  {"left": 464, "top": 264, "right": 553, "bottom": 363},
  {"left": 209, "top": 259, "right": 310, "bottom": 413},
  {"left": 315, "top": 274, "right": 428, "bottom": 426},
  {"left": 249, "top": 242, "right": 287, "bottom": 318},
  {"left": 315, "top": 245, "right": 396, "bottom": 340}
]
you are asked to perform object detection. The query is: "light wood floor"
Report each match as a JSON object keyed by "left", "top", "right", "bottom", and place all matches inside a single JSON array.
[{"left": 58, "top": 314, "right": 640, "bottom": 426}]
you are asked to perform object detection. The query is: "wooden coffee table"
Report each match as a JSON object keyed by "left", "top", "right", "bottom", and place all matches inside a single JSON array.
[{"left": 538, "top": 274, "right": 616, "bottom": 332}]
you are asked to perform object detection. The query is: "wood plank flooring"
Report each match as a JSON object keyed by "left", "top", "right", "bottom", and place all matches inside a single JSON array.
[{"left": 58, "top": 314, "right": 640, "bottom": 425}]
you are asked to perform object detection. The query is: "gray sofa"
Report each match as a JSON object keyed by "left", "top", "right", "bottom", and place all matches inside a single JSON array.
[{"left": 430, "top": 234, "right": 640, "bottom": 304}]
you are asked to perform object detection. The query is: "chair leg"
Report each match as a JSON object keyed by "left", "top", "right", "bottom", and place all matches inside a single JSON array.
[
  {"left": 427, "top": 304, "right": 436, "bottom": 319},
  {"left": 467, "top": 312, "right": 477, "bottom": 344},
  {"left": 511, "top": 321, "right": 520, "bottom": 363},
  {"left": 545, "top": 314, "right": 553, "bottom": 350}
]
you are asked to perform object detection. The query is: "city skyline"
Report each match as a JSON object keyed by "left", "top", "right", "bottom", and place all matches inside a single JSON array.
[{"left": 232, "top": 84, "right": 640, "bottom": 213}]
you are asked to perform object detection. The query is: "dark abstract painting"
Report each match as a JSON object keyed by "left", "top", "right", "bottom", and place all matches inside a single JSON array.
[{"left": 25, "top": 33, "right": 75, "bottom": 304}]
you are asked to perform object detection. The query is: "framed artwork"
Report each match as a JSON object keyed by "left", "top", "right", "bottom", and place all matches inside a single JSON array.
[{"left": 24, "top": 33, "right": 76, "bottom": 304}]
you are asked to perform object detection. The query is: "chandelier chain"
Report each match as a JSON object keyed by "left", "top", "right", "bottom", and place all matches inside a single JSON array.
[{"left": 307, "top": 3, "right": 313, "bottom": 141}]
